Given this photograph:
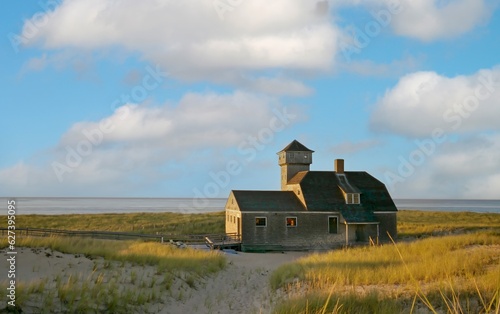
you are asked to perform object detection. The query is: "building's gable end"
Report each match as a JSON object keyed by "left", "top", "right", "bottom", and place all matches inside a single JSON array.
[{"left": 225, "top": 191, "right": 241, "bottom": 211}]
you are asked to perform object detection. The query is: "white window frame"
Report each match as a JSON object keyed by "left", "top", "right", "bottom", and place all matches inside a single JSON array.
[
  {"left": 346, "top": 193, "right": 360, "bottom": 204},
  {"left": 255, "top": 217, "right": 267, "bottom": 227}
]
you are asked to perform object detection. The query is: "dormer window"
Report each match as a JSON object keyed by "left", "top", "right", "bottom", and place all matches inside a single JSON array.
[{"left": 346, "top": 193, "right": 360, "bottom": 204}]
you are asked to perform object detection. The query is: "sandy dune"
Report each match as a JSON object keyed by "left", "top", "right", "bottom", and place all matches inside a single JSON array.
[{"left": 1, "top": 247, "right": 308, "bottom": 313}]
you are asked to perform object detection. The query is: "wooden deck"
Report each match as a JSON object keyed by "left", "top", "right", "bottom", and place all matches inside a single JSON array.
[
  {"left": 0, "top": 228, "right": 240, "bottom": 248},
  {"left": 204, "top": 235, "right": 241, "bottom": 251}
]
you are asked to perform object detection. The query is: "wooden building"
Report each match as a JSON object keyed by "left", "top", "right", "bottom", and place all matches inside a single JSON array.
[{"left": 225, "top": 140, "right": 397, "bottom": 251}]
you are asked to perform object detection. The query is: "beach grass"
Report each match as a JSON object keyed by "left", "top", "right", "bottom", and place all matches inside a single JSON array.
[
  {"left": 0, "top": 236, "right": 225, "bottom": 275},
  {"left": 15, "top": 210, "right": 499, "bottom": 239},
  {"left": 271, "top": 231, "right": 500, "bottom": 313},
  {"left": 398, "top": 210, "right": 500, "bottom": 238},
  {"left": 15, "top": 211, "right": 225, "bottom": 235},
  {"left": 1, "top": 236, "right": 226, "bottom": 313},
  {"left": 6, "top": 210, "right": 500, "bottom": 313}
]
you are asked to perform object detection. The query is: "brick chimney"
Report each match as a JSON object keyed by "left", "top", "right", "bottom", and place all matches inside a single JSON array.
[{"left": 335, "top": 159, "right": 344, "bottom": 174}]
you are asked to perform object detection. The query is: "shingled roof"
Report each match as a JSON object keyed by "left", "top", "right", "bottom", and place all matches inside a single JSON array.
[
  {"left": 230, "top": 171, "right": 396, "bottom": 223},
  {"left": 232, "top": 190, "right": 306, "bottom": 212},
  {"left": 278, "top": 139, "right": 314, "bottom": 153},
  {"left": 289, "top": 171, "right": 397, "bottom": 222}
]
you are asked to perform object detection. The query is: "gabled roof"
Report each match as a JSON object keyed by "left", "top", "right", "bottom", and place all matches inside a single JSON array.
[
  {"left": 288, "top": 171, "right": 397, "bottom": 223},
  {"left": 231, "top": 190, "right": 306, "bottom": 212},
  {"left": 278, "top": 140, "right": 314, "bottom": 153}
]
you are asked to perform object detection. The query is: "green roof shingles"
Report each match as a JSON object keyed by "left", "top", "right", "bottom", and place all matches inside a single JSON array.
[
  {"left": 230, "top": 170, "right": 397, "bottom": 223},
  {"left": 232, "top": 190, "right": 306, "bottom": 212},
  {"left": 294, "top": 171, "right": 397, "bottom": 222}
]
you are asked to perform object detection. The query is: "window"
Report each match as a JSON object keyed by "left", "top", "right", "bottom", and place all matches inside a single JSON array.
[
  {"left": 328, "top": 216, "right": 338, "bottom": 234},
  {"left": 346, "top": 193, "right": 360, "bottom": 204},
  {"left": 286, "top": 217, "right": 297, "bottom": 227},
  {"left": 255, "top": 217, "right": 267, "bottom": 227}
]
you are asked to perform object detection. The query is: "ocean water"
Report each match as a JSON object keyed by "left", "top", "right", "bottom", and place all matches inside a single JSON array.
[
  {"left": 1, "top": 197, "right": 499, "bottom": 215},
  {"left": 1, "top": 197, "right": 227, "bottom": 215}
]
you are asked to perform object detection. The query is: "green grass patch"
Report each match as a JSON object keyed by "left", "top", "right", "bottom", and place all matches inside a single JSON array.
[
  {"left": 398, "top": 210, "right": 500, "bottom": 238},
  {"left": 15, "top": 211, "right": 225, "bottom": 235}
]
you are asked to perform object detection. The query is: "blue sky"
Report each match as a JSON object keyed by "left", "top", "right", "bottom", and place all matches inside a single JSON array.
[{"left": 1, "top": 0, "right": 500, "bottom": 200}]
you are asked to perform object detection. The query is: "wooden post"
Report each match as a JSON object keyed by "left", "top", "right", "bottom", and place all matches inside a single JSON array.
[{"left": 345, "top": 223, "right": 349, "bottom": 247}]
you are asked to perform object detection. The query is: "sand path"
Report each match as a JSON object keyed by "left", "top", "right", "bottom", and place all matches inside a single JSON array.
[{"left": 164, "top": 251, "right": 308, "bottom": 314}]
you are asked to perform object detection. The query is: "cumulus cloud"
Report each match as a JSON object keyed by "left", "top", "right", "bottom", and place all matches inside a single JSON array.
[
  {"left": 370, "top": 66, "right": 500, "bottom": 137},
  {"left": 240, "top": 76, "right": 313, "bottom": 96},
  {"left": 335, "top": 0, "right": 493, "bottom": 41},
  {"left": 386, "top": 134, "right": 500, "bottom": 199},
  {"left": 0, "top": 91, "right": 302, "bottom": 196},
  {"left": 391, "top": 0, "right": 492, "bottom": 41},
  {"left": 21, "top": 0, "right": 338, "bottom": 81}
]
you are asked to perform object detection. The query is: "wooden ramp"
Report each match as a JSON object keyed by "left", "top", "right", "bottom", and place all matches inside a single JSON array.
[{"left": 205, "top": 235, "right": 241, "bottom": 251}]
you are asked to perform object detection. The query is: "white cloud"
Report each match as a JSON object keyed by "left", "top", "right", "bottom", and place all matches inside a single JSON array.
[
  {"left": 0, "top": 91, "right": 301, "bottom": 196},
  {"left": 370, "top": 66, "right": 500, "bottom": 137},
  {"left": 333, "top": 0, "right": 493, "bottom": 41},
  {"left": 387, "top": 134, "right": 500, "bottom": 199},
  {"left": 391, "top": 0, "right": 491, "bottom": 41},
  {"left": 22, "top": 0, "right": 338, "bottom": 80},
  {"left": 61, "top": 91, "right": 290, "bottom": 148},
  {"left": 241, "top": 77, "right": 313, "bottom": 96}
]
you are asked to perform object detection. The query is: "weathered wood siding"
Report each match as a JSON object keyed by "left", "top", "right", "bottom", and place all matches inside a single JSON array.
[
  {"left": 350, "top": 224, "right": 379, "bottom": 243},
  {"left": 374, "top": 212, "right": 397, "bottom": 242},
  {"left": 240, "top": 212, "right": 350, "bottom": 250},
  {"left": 225, "top": 194, "right": 241, "bottom": 235}
]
